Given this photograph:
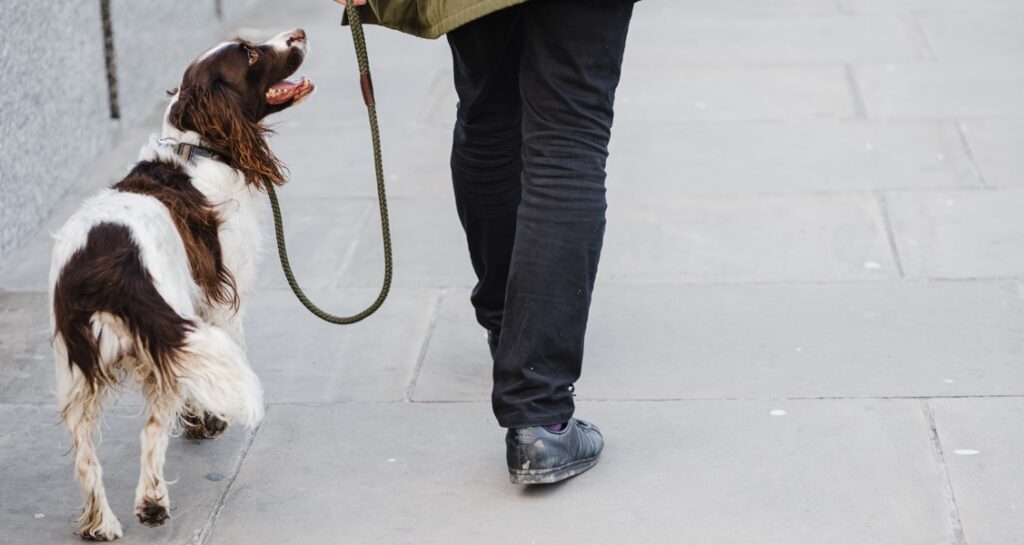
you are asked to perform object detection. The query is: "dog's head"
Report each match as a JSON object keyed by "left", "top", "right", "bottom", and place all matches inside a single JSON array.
[{"left": 168, "top": 29, "right": 314, "bottom": 187}]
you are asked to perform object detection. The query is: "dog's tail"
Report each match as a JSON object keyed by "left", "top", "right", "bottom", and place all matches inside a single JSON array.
[{"left": 176, "top": 324, "right": 264, "bottom": 428}]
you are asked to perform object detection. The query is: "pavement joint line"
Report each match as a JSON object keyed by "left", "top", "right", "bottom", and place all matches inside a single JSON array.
[
  {"left": 0, "top": 403, "right": 63, "bottom": 409},
  {"left": 403, "top": 288, "right": 448, "bottom": 402},
  {"left": 284, "top": 275, "right": 1024, "bottom": 292},
  {"left": 37, "top": 115, "right": 1014, "bottom": 143},
  {"left": 233, "top": 394, "right": 1024, "bottom": 408},
  {"left": 906, "top": 10, "right": 937, "bottom": 62},
  {"left": 0, "top": 155, "right": 1016, "bottom": 263},
  {"left": 266, "top": 195, "right": 447, "bottom": 204},
  {"left": 330, "top": 201, "right": 377, "bottom": 289},
  {"left": 876, "top": 192, "right": 906, "bottom": 278},
  {"left": 573, "top": 394, "right": 1024, "bottom": 402},
  {"left": 954, "top": 121, "right": 989, "bottom": 189},
  {"left": 193, "top": 410, "right": 265, "bottom": 545},
  {"left": 599, "top": 185, "right": 1024, "bottom": 214},
  {"left": 629, "top": 59, "right": 922, "bottom": 70},
  {"left": 595, "top": 275, "right": 1024, "bottom": 288},
  {"left": 612, "top": 185, "right": 1008, "bottom": 199},
  {"left": 267, "top": 195, "right": 383, "bottom": 203},
  {"left": 1006, "top": 281, "right": 1024, "bottom": 315},
  {"left": 611, "top": 117, "right": 1014, "bottom": 129},
  {"left": 836, "top": 113, "right": 1024, "bottom": 124},
  {"left": 7, "top": 274, "right": 1024, "bottom": 299},
  {"left": 843, "top": 64, "right": 868, "bottom": 120},
  {"left": 281, "top": 120, "right": 451, "bottom": 131},
  {"left": 5, "top": 393, "right": 1024, "bottom": 412},
  {"left": 920, "top": 400, "right": 969, "bottom": 545},
  {"left": 628, "top": 112, "right": 1024, "bottom": 126}
]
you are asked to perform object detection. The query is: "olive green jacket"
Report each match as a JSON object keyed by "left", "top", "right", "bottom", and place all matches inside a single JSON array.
[{"left": 347, "top": 0, "right": 529, "bottom": 39}]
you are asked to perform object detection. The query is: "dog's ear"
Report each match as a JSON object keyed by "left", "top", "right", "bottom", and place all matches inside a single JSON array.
[{"left": 169, "top": 84, "right": 285, "bottom": 188}]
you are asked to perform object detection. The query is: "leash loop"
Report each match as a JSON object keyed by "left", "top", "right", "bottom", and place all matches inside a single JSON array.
[{"left": 263, "top": 4, "right": 393, "bottom": 324}]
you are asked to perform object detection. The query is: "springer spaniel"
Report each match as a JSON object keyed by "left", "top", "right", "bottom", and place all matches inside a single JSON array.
[{"left": 49, "top": 29, "right": 313, "bottom": 540}]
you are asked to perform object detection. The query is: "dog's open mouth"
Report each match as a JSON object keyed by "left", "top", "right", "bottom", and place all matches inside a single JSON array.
[{"left": 266, "top": 77, "right": 314, "bottom": 105}]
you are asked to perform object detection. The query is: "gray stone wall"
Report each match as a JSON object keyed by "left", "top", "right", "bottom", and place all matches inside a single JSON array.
[
  {"left": 0, "top": 0, "right": 111, "bottom": 263},
  {"left": 0, "top": 0, "right": 256, "bottom": 262}
]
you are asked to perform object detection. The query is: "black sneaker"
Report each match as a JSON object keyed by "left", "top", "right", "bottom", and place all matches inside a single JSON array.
[{"left": 506, "top": 418, "right": 604, "bottom": 484}]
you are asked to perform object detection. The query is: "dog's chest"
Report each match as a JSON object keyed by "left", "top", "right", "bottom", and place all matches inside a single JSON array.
[
  {"left": 217, "top": 188, "right": 265, "bottom": 297},
  {"left": 191, "top": 164, "right": 266, "bottom": 296}
]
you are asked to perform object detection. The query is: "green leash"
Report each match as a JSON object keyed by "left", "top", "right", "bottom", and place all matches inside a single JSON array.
[{"left": 262, "top": 4, "right": 392, "bottom": 324}]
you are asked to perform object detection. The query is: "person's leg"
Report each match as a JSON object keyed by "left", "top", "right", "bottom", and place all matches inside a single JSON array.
[
  {"left": 447, "top": 7, "right": 523, "bottom": 337},
  {"left": 493, "top": 0, "right": 634, "bottom": 428}
]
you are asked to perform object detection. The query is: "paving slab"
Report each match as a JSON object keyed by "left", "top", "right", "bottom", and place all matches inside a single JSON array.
[
  {"left": 233, "top": 3, "right": 455, "bottom": 129},
  {"left": 263, "top": 60, "right": 455, "bottom": 131},
  {"left": 840, "top": 0, "right": 1024, "bottom": 11},
  {"left": 266, "top": 125, "right": 454, "bottom": 200},
  {"left": 615, "top": 65, "right": 855, "bottom": 123},
  {"left": 855, "top": 61, "right": 1024, "bottom": 120},
  {"left": 413, "top": 281, "right": 1024, "bottom": 402},
  {"left": 235, "top": 3, "right": 453, "bottom": 77},
  {"left": 929, "top": 397, "right": 1024, "bottom": 545},
  {"left": 628, "top": 13, "right": 925, "bottom": 65},
  {"left": 0, "top": 276, "right": 438, "bottom": 408},
  {"left": 960, "top": 119, "right": 1024, "bottom": 188},
  {"left": 640, "top": 0, "right": 838, "bottom": 14},
  {"left": 208, "top": 400, "right": 954, "bottom": 545},
  {"left": 915, "top": 10, "right": 1024, "bottom": 61},
  {"left": 109, "top": 0, "right": 222, "bottom": 127},
  {"left": 0, "top": 403, "right": 247, "bottom": 545},
  {"left": 217, "top": 0, "right": 260, "bottom": 23},
  {"left": 255, "top": 198, "right": 371, "bottom": 290},
  {"left": 232, "top": 13, "right": 454, "bottom": 131},
  {"left": 0, "top": 230, "right": 54, "bottom": 292},
  {"left": 607, "top": 120, "right": 979, "bottom": 194},
  {"left": 244, "top": 288, "right": 440, "bottom": 403},
  {"left": 5, "top": 0, "right": 1024, "bottom": 543},
  {"left": 0, "top": 291, "right": 54, "bottom": 404},
  {"left": 598, "top": 192, "right": 896, "bottom": 283},
  {"left": 886, "top": 188, "right": 1024, "bottom": 279},
  {"left": 338, "top": 197, "right": 476, "bottom": 289}
]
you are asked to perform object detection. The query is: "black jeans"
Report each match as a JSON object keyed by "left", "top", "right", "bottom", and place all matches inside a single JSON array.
[{"left": 448, "top": 1, "right": 633, "bottom": 428}]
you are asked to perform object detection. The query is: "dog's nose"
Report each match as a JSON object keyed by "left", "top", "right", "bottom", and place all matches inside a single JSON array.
[{"left": 287, "top": 29, "right": 306, "bottom": 46}]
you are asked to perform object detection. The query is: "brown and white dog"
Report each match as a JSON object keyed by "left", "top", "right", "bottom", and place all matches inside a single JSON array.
[{"left": 49, "top": 29, "right": 313, "bottom": 541}]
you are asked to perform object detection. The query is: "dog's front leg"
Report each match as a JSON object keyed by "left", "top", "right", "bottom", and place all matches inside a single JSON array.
[
  {"left": 181, "top": 304, "right": 243, "bottom": 439},
  {"left": 134, "top": 375, "right": 180, "bottom": 527},
  {"left": 181, "top": 399, "right": 229, "bottom": 439}
]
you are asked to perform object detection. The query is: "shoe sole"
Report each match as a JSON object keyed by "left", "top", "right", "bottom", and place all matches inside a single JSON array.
[{"left": 508, "top": 456, "right": 600, "bottom": 485}]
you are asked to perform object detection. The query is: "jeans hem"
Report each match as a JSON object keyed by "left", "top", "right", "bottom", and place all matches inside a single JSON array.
[{"left": 496, "top": 410, "right": 576, "bottom": 429}]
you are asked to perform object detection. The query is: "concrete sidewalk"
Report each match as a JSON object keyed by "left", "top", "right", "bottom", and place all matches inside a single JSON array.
[{"left": 2, "top": 0, "right": 1024, "bottom": 543}]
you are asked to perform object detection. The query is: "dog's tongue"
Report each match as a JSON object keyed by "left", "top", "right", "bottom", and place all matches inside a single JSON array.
[{"left": 266, "top": 77, "right": 314, "bottom": 105}]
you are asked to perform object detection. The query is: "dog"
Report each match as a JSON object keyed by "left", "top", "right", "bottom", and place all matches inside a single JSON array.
[{"left": 49, "top": 29, "right": 313, "bottom": 541}]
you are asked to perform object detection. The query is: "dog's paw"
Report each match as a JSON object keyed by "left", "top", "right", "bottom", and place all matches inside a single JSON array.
[
  {"left": 135, "top": 500, "right": 170, "bottom": 528},
  {"left": 78, "top": 512, "right": 124, "bottom": 541},
  {"left": 182, "top": 410, "right": 229, "bottom": 440}
]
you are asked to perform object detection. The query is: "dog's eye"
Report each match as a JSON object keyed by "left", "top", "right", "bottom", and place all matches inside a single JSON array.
[{"left": 244, "top": 46, "right": 259, "bottom": 66}]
